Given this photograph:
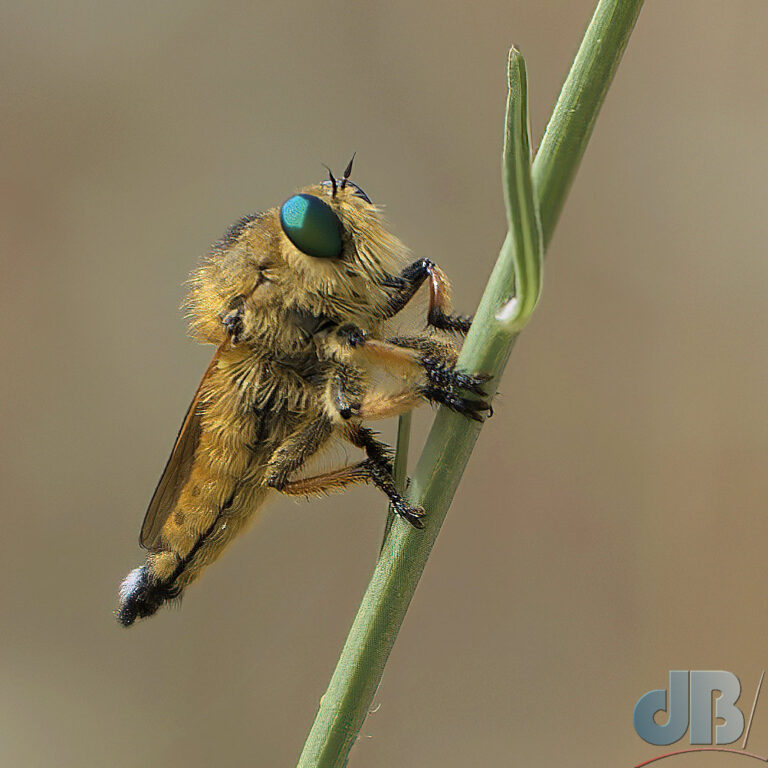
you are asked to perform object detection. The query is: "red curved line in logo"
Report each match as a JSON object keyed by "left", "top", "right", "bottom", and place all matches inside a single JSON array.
[{"left": 635, "top": 747, "right": 768, "bottom": 767}]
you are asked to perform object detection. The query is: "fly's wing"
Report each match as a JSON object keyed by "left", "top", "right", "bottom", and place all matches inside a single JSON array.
[{"left": 139, "top": 350, "right": 221, "bottom": 550}]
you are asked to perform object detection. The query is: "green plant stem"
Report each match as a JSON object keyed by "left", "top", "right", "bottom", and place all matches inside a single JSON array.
[
  {"left": 533, "top": 0, "right": 644, "bottom": 249},
  {"left": 297, "top": 2, "right": 643, "bottom": 766}
]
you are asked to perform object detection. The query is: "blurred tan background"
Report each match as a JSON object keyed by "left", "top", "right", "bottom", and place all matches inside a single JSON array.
[{"left": 2, "top": 1, "right": 768, "bottom": 766}]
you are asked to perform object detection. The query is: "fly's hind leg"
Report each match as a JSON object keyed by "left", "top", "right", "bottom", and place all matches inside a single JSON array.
[
  {"left": 264, "top": 417, "right": 333, "bottom": 491},
  {"left": 265, "top": 411, "right": 425, "bottom": 528},
  {"left": 344, "top": 424, "right": 425, "bottom": 528},
  {"left": 263, "top": 412, "right": 424, "bottom": 527},
  {"left": 276, "top": 461, "right": 373, "bottom": 497},
  {"left": 263, "top": 417, "right": 383, "bottom": 512},
  {"left": 273, "top": 444, "right": 425, "bottom": 529},
  {"left": 379, "top": 258, "right": 473, "bottom": 333}
]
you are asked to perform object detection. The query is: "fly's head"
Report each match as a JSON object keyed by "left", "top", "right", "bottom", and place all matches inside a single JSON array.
[
  {"left": 187, "top": 159, "right": 408, "bottom": 354},
  {"left": 276, "top": 160, "right": 408, "bottom": 321}
]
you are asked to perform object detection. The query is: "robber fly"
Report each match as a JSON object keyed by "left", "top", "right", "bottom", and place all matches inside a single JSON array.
[{"left": 116, "top": 157, "right": 491, "bottom": 626}]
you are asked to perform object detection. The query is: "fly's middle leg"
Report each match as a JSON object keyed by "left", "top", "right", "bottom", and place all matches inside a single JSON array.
[{"left": 332, "top": 326, "right": 492, "bottom": 421}]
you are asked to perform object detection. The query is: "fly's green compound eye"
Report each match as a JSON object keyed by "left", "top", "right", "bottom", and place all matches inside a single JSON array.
[{"left": 279, "top": 194, "right": 343, "bottom": 259}]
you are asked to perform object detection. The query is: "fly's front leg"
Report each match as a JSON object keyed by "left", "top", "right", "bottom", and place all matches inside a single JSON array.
[
  {"left": 380, "top": 258, "right": 473, "bottom": 334},
  {"left": 220, "top": 294, "right": 246, "bottom": 344}
]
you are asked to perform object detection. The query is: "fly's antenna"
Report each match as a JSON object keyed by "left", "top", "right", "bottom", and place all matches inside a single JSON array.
[
  {"left": 340, "top": 152, "right": 356, "bottom": 190},
  {"left": 323, "top": 164, "right": 338, "bottom": 197}
]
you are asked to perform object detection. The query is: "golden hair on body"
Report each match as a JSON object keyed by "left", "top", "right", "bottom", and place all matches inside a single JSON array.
[{"left": 117, "top": 158, "right": 490, "bottom": 626}]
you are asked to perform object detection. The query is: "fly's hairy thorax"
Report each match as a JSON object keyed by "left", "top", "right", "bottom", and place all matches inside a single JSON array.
[{"left": 194, "top": 345, "right": 328, "bottom": 497}]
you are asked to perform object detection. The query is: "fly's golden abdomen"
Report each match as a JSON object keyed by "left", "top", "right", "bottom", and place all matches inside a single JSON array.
[{"left": 118, "top": 347, "right": 314, "bottom": 626}]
